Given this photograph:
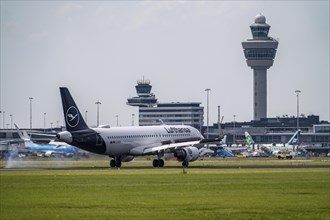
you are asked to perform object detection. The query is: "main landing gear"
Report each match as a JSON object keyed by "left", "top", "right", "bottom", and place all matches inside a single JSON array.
[
  {"left": 110, "top": 157, "right": 122, "bottom": 168},
  {"left": 182, "top": 161, "right": 189, "bottom": 167},
  {"left": 152, "top": 159, "right": 164, "bottom": 167},
  {"left": 152, "top": 151, "right": 165, "bottom": 167}
]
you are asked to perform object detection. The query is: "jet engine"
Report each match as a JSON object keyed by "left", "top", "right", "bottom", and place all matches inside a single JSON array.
[
  {"left": 44, "top": 151, "right": 53, "bottom": 157},
  {"left": 56, "top": 131, "right": 72, "bottom": 144},
  {"left": 174, "top": 147, "right": 199, "bottom": 163}
]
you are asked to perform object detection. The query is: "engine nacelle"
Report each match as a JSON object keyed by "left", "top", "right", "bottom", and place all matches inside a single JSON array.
[
  {"left": 44, "top": 151, "right": 53, "bottom": 157},
  {"left": 56, "top": 131, "right": 73, "bottom": 144},
  {"left": 174, "top": 147, "right": 199, "bottom": 162}
]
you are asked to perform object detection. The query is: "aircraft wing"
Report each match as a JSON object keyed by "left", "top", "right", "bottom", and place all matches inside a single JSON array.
[{"left": 129, "top": 140, "right": 201, "bottom": 155}]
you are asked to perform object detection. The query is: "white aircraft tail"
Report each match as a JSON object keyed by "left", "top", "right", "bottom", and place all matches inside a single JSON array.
[
  {"left": 14, "top": 124, "right": 38, "bottom": 147},
  {"left": 222, "top": 135, "right": 227, "bottom": 145},
  {"left": 244, "top": 131, "right": 255, "bottom": 147},
  {"left": 287, "top": 130, "right": 301, "bottom": 146}
]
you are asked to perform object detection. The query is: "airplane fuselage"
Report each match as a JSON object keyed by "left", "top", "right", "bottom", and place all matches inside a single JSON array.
[
  {"left": 58, "top": 125, "right": 203, "bottom": 157},
  {"left": 25, "top": 145, "right": 76, "bottom": 154}
]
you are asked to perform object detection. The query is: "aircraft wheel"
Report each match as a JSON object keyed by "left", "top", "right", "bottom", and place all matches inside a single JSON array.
[
  {"left": 153, "top": 159, "right": 159, "bottom": 167},
  {"left": 110, "top": 160, "right": 116, "bottom": 168},
  {"left": 182, "top": 161, "right": 189, "bottom": 167},
  {"left": 159, "top": 159, "right": 164, "bottom": 167},
  {"left": 115, "top": 160, "right": 122, "bottom": 168}
]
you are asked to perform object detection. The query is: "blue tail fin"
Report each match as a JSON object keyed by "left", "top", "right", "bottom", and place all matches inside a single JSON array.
[
  {"left": 217, "top": 148, "right": 235, "bottom": 157},
  {"left": 60, "top": 87, "right": 88, "bottom": 132},
  {"left": 287, "top": 130, "right": 301, "bottom": 145}
]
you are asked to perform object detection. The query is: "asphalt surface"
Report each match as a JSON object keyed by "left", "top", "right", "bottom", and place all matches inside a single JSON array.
[{"left": 1, "top": 164, "right": 329, "bottom": 171}]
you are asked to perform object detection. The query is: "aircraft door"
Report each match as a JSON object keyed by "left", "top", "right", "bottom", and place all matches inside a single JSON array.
[{"left": 96, "top": 134, "right": 103, "bottom": 146}]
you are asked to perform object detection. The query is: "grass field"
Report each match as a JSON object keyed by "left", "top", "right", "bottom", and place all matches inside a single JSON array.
[{"left": 1, "top": 159, "right": 329, "bottom": 219}]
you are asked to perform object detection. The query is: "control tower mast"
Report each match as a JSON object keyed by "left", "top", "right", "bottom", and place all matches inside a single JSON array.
[{"left": 242, "top": 14, "right": 279, "bottom": 120}]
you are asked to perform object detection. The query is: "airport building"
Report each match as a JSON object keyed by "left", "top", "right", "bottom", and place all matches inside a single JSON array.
[
  {"left": 139, "top": 102, "right": 203, "bottom": 129},
  {"left": 242, "top": 14, "right": 279, "bottom": 120},
  {"left": 127, "top": 78, "right": 204, "bottom": 129},
  {"left": 123, "top": 77, "right": 329, "bottom": 153},
  {"left": 206, "top": 115, "right": 330, "bottom": 153}
]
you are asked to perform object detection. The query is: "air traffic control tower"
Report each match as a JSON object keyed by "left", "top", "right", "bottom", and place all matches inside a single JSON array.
[
  {"left": 242, "top": 14, "right": 279, "bottom": 120},
  {"left": 127, "top": 78, "right": 157, "bottom": 107}
]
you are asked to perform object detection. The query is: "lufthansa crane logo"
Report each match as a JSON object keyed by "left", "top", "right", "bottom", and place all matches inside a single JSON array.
[{"left": 66, "top": 106, "right": 79, "bottom": 127}]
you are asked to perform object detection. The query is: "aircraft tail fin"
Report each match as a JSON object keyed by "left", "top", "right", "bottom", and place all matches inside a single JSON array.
[
  {"left": 59, "top": 87, "right": 88, "bottom": 132},
  {"left": 14, "top": 124, "right": 38, "bottom": 147},
  {"left": 222, "top": 135, "right": 227, "bottom": 145},
  {"left": 244, "top": 131, "right": 255, "bottom": 147},
  {"left": 217, "top": 148, "right": 235, "bottom": 157},
  {"left": 287, "top": 129, "right": 301, "bottom": 145}
]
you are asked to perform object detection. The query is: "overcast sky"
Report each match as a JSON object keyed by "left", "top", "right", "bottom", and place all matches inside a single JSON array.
[{"left": 1, "top": 1, "right": 329, "bottom": 129}]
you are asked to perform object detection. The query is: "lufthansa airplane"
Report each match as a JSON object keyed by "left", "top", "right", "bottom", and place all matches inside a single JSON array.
[{"left": 56, "top": 87, "right": 217, "bottom": 168}]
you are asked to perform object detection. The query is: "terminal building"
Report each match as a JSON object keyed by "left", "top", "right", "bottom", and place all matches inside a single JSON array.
[
  {"left": 206, "top": 115, "right": 330, "bottom": 153},
  {"left": 139, "top": 102, "right": 203, "bottom": 129}
]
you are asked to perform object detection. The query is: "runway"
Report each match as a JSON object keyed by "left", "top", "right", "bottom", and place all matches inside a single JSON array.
[{"left": 1, "top": 164, "right": 329, "bottom": 171}]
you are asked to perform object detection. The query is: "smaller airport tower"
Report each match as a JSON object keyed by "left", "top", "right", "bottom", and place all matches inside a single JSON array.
[
  {"left": 127, "top": 77, "right": 157, "bottom": 107},
  {"left": 242, "top": 14, "right": 279, "bottom": 120}
]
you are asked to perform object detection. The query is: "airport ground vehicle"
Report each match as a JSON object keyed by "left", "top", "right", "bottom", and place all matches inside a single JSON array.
[{"left": 274, "top": 152, "right": 293, "bottom": 159}]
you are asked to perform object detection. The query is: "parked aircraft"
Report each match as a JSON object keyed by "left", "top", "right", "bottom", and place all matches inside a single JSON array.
[
  {"left": 56, "top": 87, "right": 219, "bottom": 167},
  {"left": 15, "top": 124, "right": 77, "bottom": 157},
  {"left": 244, "top": 130, "right": 301, "bottom": 154}
]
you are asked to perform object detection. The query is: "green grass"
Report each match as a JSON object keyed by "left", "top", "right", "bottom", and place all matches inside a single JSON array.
[
  {"left": 1, "top": 156, "right": 329, "bottom": 169},
  {"left": 1, "top": 167, "right": 329, "bottom": 220}
]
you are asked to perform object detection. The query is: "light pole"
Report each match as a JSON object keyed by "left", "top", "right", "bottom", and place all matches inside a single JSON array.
[
  {"left": 85, "top": 110, "right": 88, "bottom": 124},
  {"left": 233, "top": 115, "right": 236, "bottom": 144},
  {"left": 44, "top": 113, "right": 46, "bottom": 132},
  {"left": 56, "top": 121, "right": 60, "bottom": 128},
  {"left": 3, "top": 111, "right": 5, "bottom": 129},
  {"left": 295, "top": 90, "right": 301, "bottom": 131},
  {"left": 218, "top": 106, "right": 221, "bottom": 138},
  {"left": 50, "top": 122, "right": 53, "bottom": 129},
  {"left": 10, "top": 114, "right": 13, "bottom": 129},
  {"left": 132, "top": 114, "right": 135, "bottom": 126},
  {"left": 29, "top": 97, "right": 33, "bottom": 130},
  {"left": 205, "top": 88, "right": 211, "bottom": 139},
  {"left": 116, "top": 115, "right": 119, "bottom": 127},
  {"left": 95, "top": 100, "right": 101, "bottom": 126}
]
